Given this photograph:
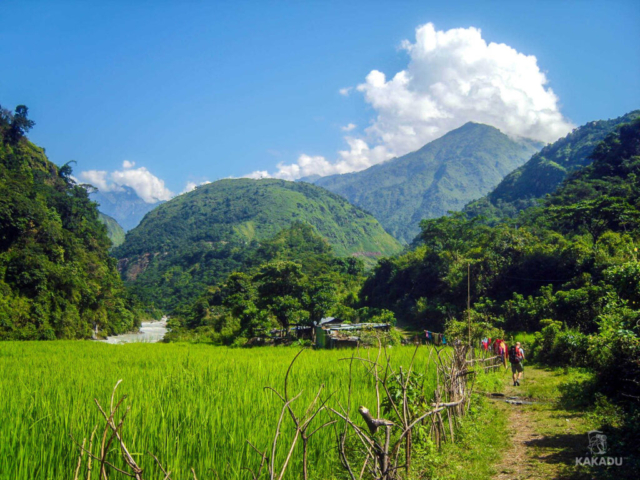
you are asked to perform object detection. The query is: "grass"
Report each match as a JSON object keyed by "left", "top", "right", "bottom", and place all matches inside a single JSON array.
[
  {"left": 419, "top": 365, "right": 606, "bottom": 480},
  {"left": 516, "top": 365, "right": 593, "bottom": 401},
  {"left": 0, "top": 342, "right": 445, "bottom": 480},
  {"left": 485, "top": 365, "right": 638, "bottom": 480},
  {"left": 410, "top": 372, "right": 510, "bottom": 480}
]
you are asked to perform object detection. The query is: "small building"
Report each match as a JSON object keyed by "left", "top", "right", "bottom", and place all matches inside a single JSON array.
[
  {"left": 261, "top": 318, "right": 391, "bottom": 348},
  {"left": 315, "top": 320, "right": 390, "bottom": 349}
]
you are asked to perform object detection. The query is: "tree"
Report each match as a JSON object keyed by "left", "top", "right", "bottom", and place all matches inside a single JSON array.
[
  {"left": 255, "top": 261, "right": 307, "bottom": 330},
  {"left": 304, "top": 275, "right": 339, "bottom": 326},
  {"left": 6, "top": 105, "right": 35, "bottom": 144},
  {"left": 58, "top": 160, "right": 77, "bottom": 186}
]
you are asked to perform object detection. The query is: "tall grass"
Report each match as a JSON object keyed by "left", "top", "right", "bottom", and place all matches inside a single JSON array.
[{"left": 0, "top": 342, "right": 439, "bottom": 479}]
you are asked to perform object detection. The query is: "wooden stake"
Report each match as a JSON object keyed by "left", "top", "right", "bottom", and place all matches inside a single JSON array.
[{"left": 467, "top": 263, "right": 471, "bottom": 348}]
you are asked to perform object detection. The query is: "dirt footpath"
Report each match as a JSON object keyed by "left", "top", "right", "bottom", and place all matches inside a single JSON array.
[{"left": 490, "top": 368, "right": 596, "bottom": 480}]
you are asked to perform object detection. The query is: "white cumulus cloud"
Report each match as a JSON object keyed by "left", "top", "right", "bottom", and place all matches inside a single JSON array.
[
  {"left": 79, "top": 170, "right": 113, "bottom": 192},
  {"left": 181, "top": 180, "right": 211, "bottom": 194},
  {"left": 250, "top": 22, "right": 573, "bottom": 180},
  {"left": 79, "top": 162, "right": 173, "bottom": 203},
  {"left": 341, "top": 123, "right": 357, "bottom": 132}
]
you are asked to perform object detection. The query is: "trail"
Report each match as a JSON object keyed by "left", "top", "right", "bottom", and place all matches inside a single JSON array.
[
  {"left": 490, "top": 367, "right": 594, "bottom": 480},
  {"left": 492, "top": 403, "right": 541, "bottom": 479}
]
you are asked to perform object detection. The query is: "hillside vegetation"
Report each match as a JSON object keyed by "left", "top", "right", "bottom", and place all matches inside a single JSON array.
[
  {"left": 0, "top": 105, "right": 137, "bottom": 339},
  {"left": 98, "top": 212, "right": 125, "bottom": 248},
  {"left": 114, "top": 178, "right": 402, "bottom": 310},
  {"left": 314, "top": 122, "right": 541, "bottom": 243},
  {"left": 362, "top": 118, "right": 640, "bottom": 405},
  {"left": 464, "top": 110, "right": 640, "bottom": 223},
  {"left": 363, "top": 119, "right": 640, "bottom": 330},
  {"left": 166, "top": 222, "right": 395, "bottom": 344}
]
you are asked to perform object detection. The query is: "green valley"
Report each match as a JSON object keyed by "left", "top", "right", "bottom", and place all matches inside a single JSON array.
[
  {"left": 98, "top": 212, "right": 126, "bottom": 248},
  {"left": 3, "top": 6, "right": 640, "bottom": 480}
]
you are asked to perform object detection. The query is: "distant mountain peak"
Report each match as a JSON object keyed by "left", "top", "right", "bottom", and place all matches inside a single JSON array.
[
  {"left": 313, "top": 122, "right": 541, "bottom": 243},
  {"left": 459, "top": 121, "right": 491, "bottom": 129},
  {"left": 463, "top": 109, "right": 640, "bottom": 223},
  {"left": 90, "top": 186, "right": 161, "bottom": 231}
]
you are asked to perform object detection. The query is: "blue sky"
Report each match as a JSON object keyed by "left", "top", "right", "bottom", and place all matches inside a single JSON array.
[{"left": 1, "top": 0, "right": 639, "bottom": 201}]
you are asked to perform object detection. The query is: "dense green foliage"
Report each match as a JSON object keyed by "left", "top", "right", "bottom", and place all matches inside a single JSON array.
[
  {"left": 166, "top": 222, "right": 390, "bottom": 344},
  {"left": 98, "top": 212, "right": 125, "bottom": 248},
  {"left": 0, "top": 341, "right": 437, "bottom": 479},
  {"left": 314, "top": 122, "right": 541, "bottom": 243},
  {"left": 114, "top": 178, "right": 402, "bottom": 311},
  {"left": 361, "top": 120, "right": 640, "bottom": 330},
  {"left": 464, "top": 110, "right": 640, "bottom": 223},
  {"left": 0, "top": 108, "right": 138, "bottom": 339},
  {"left": 360, "top": 120, "right": 640, "bottom": 424}
]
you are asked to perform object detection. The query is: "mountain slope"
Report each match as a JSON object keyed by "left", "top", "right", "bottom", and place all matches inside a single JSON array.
[
  {"left": 0, "top": 117, "right": 136, "bottom": 339},
  {"left": 91, "top": 187, "right": 160, "bottom": 231},
  {"left": 98, "top": 212, "right": 125, "bottom": 248},
  {"left": 113, "top": 178, "right": 402, "bottom": 310},
  {"left": 463, "top": 110, "right": 640, "bottom": 222},
  {"left": 360, "top": 119, "right": 640, "bottom": 331},
  {"left": 314, "top": 122, "right": 542, "bottom": 243}
]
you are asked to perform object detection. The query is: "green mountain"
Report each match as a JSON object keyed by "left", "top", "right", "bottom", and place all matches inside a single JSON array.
[
  {"left": 464, "top": 110, "right": 640, "bottom": 223},
  {"left": 0, "top": 105, "right": 137, "bottom": 340},
  {"left": 361, "top": 119, "right": 640, "bottom": 333},
  {"left": 360, "top": 120, "right": 640, "bottom": 416},
  {"left": 314, "top": 122, "right": 542, "bottom": 243},
  {"left": 113, "top": 178, "right": 402, "bottom": 310},
  {"left": 542, "top": 118, "right": 640, "bottom": 237},
  {"left": 98, "top": 212, "right": 125, "bottom": 248}
]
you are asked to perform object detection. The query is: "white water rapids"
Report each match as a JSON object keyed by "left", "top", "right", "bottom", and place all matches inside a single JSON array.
[{"left": 102, "top": 317, "right": 168, "bottom": 344}]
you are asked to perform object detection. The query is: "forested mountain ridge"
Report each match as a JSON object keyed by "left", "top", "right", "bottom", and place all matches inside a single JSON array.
[
  {"left": 361, "top": 119, "right": 640, "bottom": 332},
  {"left": 313, "top": 122, "right": 542, "bottom": 243},
  {"left": 0, "top": 105, "right": 137, "bottom": 339},
  {"left": 98, "top": 212, "right": 125, "bottom": 248},
  {"left": 464, "top": 110, "right": 640, "bottom": 223},
  {"left": 358, "top": 119, "right": 640, "bottom": 420},
  {"left": 113, "top": 178, "right": 402, "bottom": 310}
]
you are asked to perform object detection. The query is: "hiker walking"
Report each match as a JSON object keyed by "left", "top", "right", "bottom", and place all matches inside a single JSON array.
[
  {"left": 509, "top": 341, "right": 525, "bottom": 386},
  {"left": 493, "top": 339, "right": 508, "bottom": 368}
]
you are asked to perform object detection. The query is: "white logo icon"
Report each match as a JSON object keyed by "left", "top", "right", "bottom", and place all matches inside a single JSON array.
[{"left": 588, "top": 430, "right": 607, "bottom": 455}]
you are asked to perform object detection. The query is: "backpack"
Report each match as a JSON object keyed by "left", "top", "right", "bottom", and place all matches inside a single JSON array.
[{"left": 509, "top": 345, "right": 522, "bottom": 364}]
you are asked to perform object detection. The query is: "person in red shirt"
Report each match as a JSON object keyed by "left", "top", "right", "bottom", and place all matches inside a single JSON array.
[{"left": 509, "top": 342, "right": 525, "bottom": 386}]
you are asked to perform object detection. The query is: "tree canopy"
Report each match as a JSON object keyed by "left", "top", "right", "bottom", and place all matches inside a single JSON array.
[{"left": 0, "top": 106, "right": 139, "bottom": 339}]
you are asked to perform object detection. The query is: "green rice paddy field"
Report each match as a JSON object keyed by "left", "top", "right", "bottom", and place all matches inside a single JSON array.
[{"left": 0, "top": 342, "right": 439, "bottom": 479}]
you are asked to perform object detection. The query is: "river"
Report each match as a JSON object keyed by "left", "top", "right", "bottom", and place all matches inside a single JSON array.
[{"left": 102, "top": 317, "right": 168, "bottom": 344}]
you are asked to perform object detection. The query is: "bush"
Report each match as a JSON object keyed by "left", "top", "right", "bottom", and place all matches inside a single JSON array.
[
  {"left": 359, "top": 327, "right": 403, "bottom": 347},
  {"left": 444, "top": 311, "right": 504, "bottom": 345},
  {"left": 531, "top": 320, "right": 594, "bottom": 367}
]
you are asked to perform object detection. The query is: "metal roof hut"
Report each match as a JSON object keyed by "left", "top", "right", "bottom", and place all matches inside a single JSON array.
[{"left": 315, "top": 318, "right": 390, "bottom": 349}]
